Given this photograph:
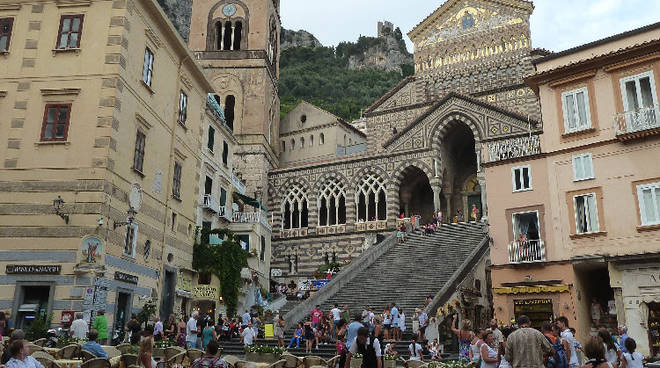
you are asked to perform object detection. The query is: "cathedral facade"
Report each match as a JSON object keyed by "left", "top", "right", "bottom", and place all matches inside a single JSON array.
[{"left": 267, "top": 0, "right": 547, "bottom": 278}]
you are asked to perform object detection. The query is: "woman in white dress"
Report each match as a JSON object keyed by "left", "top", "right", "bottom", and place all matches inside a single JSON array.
[
  {"left": 399, "top": 310, "right": 406, "bottom": 335},
  {"left": 480, "top": 331, "right": 499, "bottom": 368}
]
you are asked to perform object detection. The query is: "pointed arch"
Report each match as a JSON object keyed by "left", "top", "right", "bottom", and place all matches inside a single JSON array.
[
  {"left": 282, "top": 183, "right": 308, "bottom": 230},
  {"left": 317, "top": 178, "right": 347, "bottom": 226},
  {"left": 355, "top": 173, "right": 387, "bottom": 222}
]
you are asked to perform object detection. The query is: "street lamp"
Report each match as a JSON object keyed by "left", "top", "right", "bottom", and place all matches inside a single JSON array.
[
  {"left": 113, "top": 207, "right": 138, "bottom": 229},
  {"left": 52, "top": 195, "right": 70, "bottom": 224}
]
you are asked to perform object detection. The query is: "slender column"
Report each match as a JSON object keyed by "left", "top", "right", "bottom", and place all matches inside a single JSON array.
[
  {"left": 230, "top": 25, "right": 236, "bottom": 51},
  {"left": 220, "top": 24, "right": 225, "bottom": 50},
  {"left": 432, "top": 185, "right": 441, "bottom": 212},
  {"left": 478, "top": 174, "right": 488, "bottom": 222}
]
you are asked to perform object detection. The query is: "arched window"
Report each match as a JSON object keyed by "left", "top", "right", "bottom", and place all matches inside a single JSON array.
[
  {"left": 300, "top": 137, "right": 305, "bottom": 148},
  {"left": 281, "top": 141, "right": 286, "bottom": 152},
  {"left": 309, "top": 135, "right": 314, "bottom": 146},
  {"left": 320, "top": 133, "right": 325, "bottom": 145},
  {"left": 224, "top": 95, "right": 235, "bottom": 131},
  {"left": 233, "top": 21, "right": 243, "bottom": 50},
  {"left": 318, "top": 178, "right": 346, "bottom": 226},
  {"left": 282, "top": 184, "right": 308, "bottom": 229},
  {"left": 223, "top": 21, "right": 232, "bottom": 50},
  {"left": 356, "top": 174, "right": 387, "bottom": 222},
  {"left": 291, "top": 138, "right": 295, "bottom": 150}
]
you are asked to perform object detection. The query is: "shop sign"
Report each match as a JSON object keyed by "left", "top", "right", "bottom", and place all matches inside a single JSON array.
[
  {"left": 114, "top": 271, "right": 138, "bottom": 285},
  {"left": 6, "top": 265, "right": 61, "bottom": 274},
  {"left": 493, "top": 285, "right": 569, "bottom": 295},
  {"left": 193, "top": 285, "right": 218, "bottom": 300}
]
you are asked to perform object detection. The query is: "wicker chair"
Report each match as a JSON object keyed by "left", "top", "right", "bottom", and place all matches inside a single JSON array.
[
  {"left": 269, "top": 360, "right": 287, "bottom": 368},
  {"left": 81, "top": 357, "right": 111, "bottom": 368},
  {"left": 234, "top": 360, "right": 250, "bottom": 368},
  {"left": 81, "top": 350, "right": 97, "bottom": 362},
  {"left": 116, "top": 344, "right": 133, "bottom": 355},
  {"left": 58, "top": 344, "right": 81, "bottom": 359},
  {"left": 302, "top": 356, "right": 326, "bottom": 368},
  {"left": 28, "top": 343, "right": 44, "bottom": 352},
  {"left": 121, "top": 354, "right": 138, "bottom": 367},
  {"left": 186, "top": 348, "right": 204, "bottom": 362},
  {"left": 403, "top": 360, "right": 426, "bottom": 368},
  {"left": 326, "top": 355, "right": 340, "bottom": 368},
  {"left": 33, "top": 338, "right": 48, "bottom": 347},
  {"left": 163, "top": 346, "right": 184, "bottom": 362},
  {"left": 34, "top": 355, "right": 55, "bottom": 368},
  {"left": 166, "top": 351, "right": 185, "bottom": 368},
  {"left": 281, "top": 353, "right": 303, "bottom": 368}
]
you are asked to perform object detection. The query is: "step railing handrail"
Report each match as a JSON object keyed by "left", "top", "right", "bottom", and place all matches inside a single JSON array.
[{"left": 283, "top": 231, "right": 399, "bottom": 327}]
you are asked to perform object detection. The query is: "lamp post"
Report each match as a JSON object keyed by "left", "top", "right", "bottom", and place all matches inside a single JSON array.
[{"left": 52, "top": 195, "right": 70, "bottom": 224}]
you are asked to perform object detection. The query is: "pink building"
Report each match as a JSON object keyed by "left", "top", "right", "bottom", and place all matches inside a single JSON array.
[{"left": 487, "top": 22, "right": 660, "bottom": 356}]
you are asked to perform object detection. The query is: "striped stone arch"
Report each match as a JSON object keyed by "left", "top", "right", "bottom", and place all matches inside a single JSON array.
[
  {"left": 273, "top": 176, "right": 312, "bottom": 231},
  {"left": 311, "top": 170, "right": 349, "bottom": 193},
  {"left": 350, "top": 164, "right": 391, "bottom": 189},
  {"left": 429, "top": 111, "right": 484, "bottom": 152},
  {"left": 391, "top": 159, "right": 437, "bottom": 189},
  {"left": 313, "top": 172, "right": 350, "bottom": 227}
]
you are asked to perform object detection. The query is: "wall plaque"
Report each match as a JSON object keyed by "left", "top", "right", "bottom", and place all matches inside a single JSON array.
[
  {"left": 114, "top": 271, "right": 139, "bottom": 284},
  {"left": 6, "top": 265, "right": 61, "bottom": 274}
]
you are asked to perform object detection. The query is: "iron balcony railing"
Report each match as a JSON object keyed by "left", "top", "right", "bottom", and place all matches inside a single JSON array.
[
  {"left": 508, "top": 239, "right": 546, "bottom": 263},
  {"left": 232, "top": 173, "right": 246, "bottom": 195},
  {"left": 219, "top": 206, "right": 232, "bottom": 221},
  {"left": 232, "top": 211, "right": 272, "bottom": 232},
  {"left": 614, "top": 105, "right": 660, "bottom": 136},
  {"left": 202, "top": 194, "right": 219, "bottom": 213}
]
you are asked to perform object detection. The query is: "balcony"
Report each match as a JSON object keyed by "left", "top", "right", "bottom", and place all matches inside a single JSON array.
[
  {"left": 219, "top": 206, "right": 232, "bottom": 221},
  {"left": 615, "top": 105, "right": 660, "bottom": 141},
  {"left": 232, "top": 173, "right": 246, "bottom": 195},
  {"left": 232, "top": 211, "right": 272, "bottom": 232},
  {"left": 508, "top": 239, "right": 546, "bottom": 264},
  {"left": 202, "top": 194, "right": 219, "bottom": 213},
  {"left": 486, "top": 135, "right": 541, "bottom": 163}
]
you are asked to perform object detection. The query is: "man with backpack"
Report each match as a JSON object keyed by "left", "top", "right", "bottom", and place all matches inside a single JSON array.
[
  {"left": 505, "top": 315, "right": 553, "bottom": 368},
  {"left": 542, "top": 322, "right": 568, "bottom": 368},
  {"left": 556, "top": 316, "right": 579, "bottom": 368}
]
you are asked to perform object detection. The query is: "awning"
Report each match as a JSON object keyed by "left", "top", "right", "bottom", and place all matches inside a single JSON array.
[
  {"left": 493, "top": 284, "right": 570, "bottom": 295},
  {"left": 233, "top": 192, "right": 268, "bottom": 212}
]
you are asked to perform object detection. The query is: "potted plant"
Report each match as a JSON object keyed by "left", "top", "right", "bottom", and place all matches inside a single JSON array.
[
  {"left": 383, "top": 355, "right": 397, "bottom": 368},
  {"left": 350, "top": 353, "right": 363, "bottom": 368},
  {"left": 244, "top": 345, "right": 286, "bottom": 363}
]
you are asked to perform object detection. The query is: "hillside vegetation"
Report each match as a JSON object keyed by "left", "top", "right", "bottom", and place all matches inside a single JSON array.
[{"left": 279, "top": 38, "right": 414, "bottom": 121}]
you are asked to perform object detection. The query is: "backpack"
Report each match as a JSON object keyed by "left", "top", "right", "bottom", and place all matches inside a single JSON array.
[{"left": 546, "top": 337, "right": 568, "bottom": 368}]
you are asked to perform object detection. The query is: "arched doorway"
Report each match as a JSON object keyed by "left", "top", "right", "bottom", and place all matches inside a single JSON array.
[
  {"left": 398, "top": 166, "right": 434, "bottom": 223},
  {"left": 440, "top": 122, "right": 479, "bottom": 222}
]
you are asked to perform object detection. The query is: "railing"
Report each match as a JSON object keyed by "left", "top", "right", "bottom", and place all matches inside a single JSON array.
[
  {"left": 508, "top": 239, "right": 546, "bottom": 263},
  {"left": 202, "top": 194, "right": 219, "bottom": 213},
  {"left": 232, "top": 173, "right": 246, "bottom": 195},
  {"left": 219, "top": 206, "right": 232, "bottom": 221},
  {"left": 232, "top": 211, "right": 272, "bottom": 232},
  {"left": 614, "top": 105, "right": 660, "bottom": 137},
  {"left": 487, "top": 135, "right": 541, "bottom": 163}
]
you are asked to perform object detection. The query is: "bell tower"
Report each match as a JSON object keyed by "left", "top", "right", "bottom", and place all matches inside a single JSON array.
[{"left": 189, "top": 0, "right": 281, "bottom": 202}]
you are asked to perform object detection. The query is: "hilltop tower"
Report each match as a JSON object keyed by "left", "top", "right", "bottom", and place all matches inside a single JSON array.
[{"left": 189, "top": 0, "right": 281, "bottom": 202}]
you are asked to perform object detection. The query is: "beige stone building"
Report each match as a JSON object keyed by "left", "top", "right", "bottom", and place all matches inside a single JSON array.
[
  {"left": 0, "top": 0, "right": 219, "bottom": 335},
  {"left": 487, "top": 23, "right": 660, "bottom": 355}
]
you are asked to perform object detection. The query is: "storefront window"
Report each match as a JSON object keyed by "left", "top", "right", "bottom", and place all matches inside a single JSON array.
[
  {"left": 649, "top": 302, "right": 660, "bottom": 357},
  {"left": 514, "top": 299, "right": 552, "bottom": 329}
]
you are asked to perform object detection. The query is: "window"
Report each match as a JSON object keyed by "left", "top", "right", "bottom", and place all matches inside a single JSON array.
[
  {"left": 207, "top": 126, "right": 215, "bottom": 152},
  {"left": 224, "top": 95, "right": 235, "bottom": 131},
  {"left": 204, "top": 176, "right": 213, "bottom": 196},
  {"left": 637, "top": 182, "right": 660, "bottom": 226},
  {"left": 309, "top": 135, "right": 314, "bottom": 146},
  {"left": 216, "top": 20, "right": 244, "bottom": 50},
  {"left": 0, "top": 18, "right": 13, "bottom": 52},
  {"left": 356, "top": 174, "right": 387, "bottom": 221},
  {"left": 320, "top": 133, "right": 325, "bottom": 145},
  {"left": 222, "top": 141, "right": 229, "bottom": 165},
  {"left": 512, "top": 165, "right": 531, "bottom": 192},
  {"left": 201, "top": 221, "right": 212, "bottom": 244},
  {"left": 56, "top": 15, "right": 84, "bottom": 49},
  {"left": 561, "top": 87, "right": 591, "bottom": 133},
  {"left": 124, "top": 223, "right": 138, "bottom": 257},
  {"left": 198, "top": 272, "right": 212, "bottom": 285},
  {"left": 291, "top": 138, "right": 295, "bottom": 150},
  {"left": 620, "top": 71, "right": 658, "bottom": 112},
  {"left": 573, "top": 193, "right": 599, "bottom": 234},
  {"left": 281, "top": 141, "right": 286, "bottom": 152},
  {"left": 133, "top": 130, "right": 146, "bottom": 173},
  {"left": 171, "top": 212, "right": 177, "bottom": 232},
  {"left": 572, "top": 153, "right": 594, "bottom": 181},
  {"left": 220, "top": 187, "right": 227, "bottom": 207},
  {"left": 260, "top": 236, "right": 266, "bottom": 262},
  {"left": 142, "top": 47, "right": 154, "bottom": 87},
  {"left": 172, "top": 161, "right": 182, "bottom": 198},
  {"left": 238, "top": 234, "right": 250, "bottom": 251},
  {"left": 178, "top": 90, "right": 188, "bottom": 125},
  {"left": 282, "top": 184, "right": 308, "bottom": 230},
  {"left": 318, "top": 178, "right": 346, "bottom": 226},
  {"left": 41, "top": 104, "right": 71, "bottom": 141}
]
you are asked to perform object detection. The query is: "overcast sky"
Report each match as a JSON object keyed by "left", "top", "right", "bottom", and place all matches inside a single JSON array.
[{"left": 280, "top": 0, "right": 660, "bottom": 54}]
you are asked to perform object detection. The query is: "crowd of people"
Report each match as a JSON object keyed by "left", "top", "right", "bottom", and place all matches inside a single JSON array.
[{"left": 449, "top": 314, "right": 645, "bottom": 368}]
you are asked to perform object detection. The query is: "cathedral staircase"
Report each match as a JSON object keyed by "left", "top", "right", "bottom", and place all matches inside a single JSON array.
[{"left": 283, "top": 222, "right": 490, "bottom": 333}]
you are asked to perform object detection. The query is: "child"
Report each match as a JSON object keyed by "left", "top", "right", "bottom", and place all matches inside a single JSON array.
[
  {"left": 336, "top": 336, "right": 347, "bottom": 368},
  {"left": 620, "top": 338, "right": 644, "bottom": 368}
]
